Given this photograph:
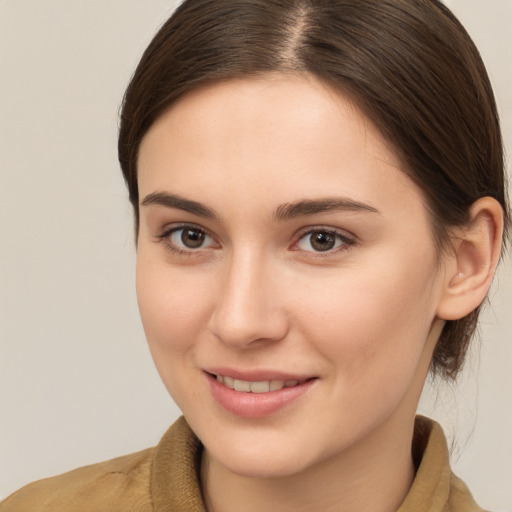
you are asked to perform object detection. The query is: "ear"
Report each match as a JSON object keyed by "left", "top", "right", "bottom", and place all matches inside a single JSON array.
[{"left": 436, "top": 197, "right": 504, "bottom": 321}]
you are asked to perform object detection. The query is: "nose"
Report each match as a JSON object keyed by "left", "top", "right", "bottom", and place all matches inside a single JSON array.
[{"left": 207, "top": 250, "right": 289, "bottom": 348}]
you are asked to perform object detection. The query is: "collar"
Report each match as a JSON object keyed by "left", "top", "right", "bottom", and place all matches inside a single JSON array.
[{"left": 150, "top": 415, "right": 481, "bottom": 512}]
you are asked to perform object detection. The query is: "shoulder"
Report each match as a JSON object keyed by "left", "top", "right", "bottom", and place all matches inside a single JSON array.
[{"left": 0, "top": 447, "right": 155, "bottom": 512}]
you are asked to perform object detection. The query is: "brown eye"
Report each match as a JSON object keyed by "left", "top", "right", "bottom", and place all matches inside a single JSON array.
[
  {"left": 309, "top": 231, "right": 336, "bottom": 251},
  {"left": 181, "top": 228, "right": 205, "bottom": 248},
  {"left": 296, "top": 229, "right": 353, "bottom": 253},
  {"left": 166, "top": 226, "right": 216, "bottom": 251}
]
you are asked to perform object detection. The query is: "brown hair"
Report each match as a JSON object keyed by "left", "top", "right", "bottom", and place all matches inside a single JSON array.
[{"left": 118, "top": 0, "right": 509, "bottom": 379}]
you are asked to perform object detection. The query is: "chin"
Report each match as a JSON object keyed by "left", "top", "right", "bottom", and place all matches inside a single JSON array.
[
  {"left": 196, "top": 420, "right": 327, "bottom": 480},
  {"left": 211, "top": 444, "right": 314, "bottom": 479}
]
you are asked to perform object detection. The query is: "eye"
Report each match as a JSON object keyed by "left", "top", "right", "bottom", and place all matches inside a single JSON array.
[
  {"left": 295, "top": 229, "right": 353, "bottom": 253},
  {"left": 159, "top": 224, "right": 218, "bottom": 253}
]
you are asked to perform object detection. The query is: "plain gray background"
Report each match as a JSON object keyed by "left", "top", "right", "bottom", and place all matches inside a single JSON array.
[{"left": 1, "top": 0, "right": 511, "bottom": 509}]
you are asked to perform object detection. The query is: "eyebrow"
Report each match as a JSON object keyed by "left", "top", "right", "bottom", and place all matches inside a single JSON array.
[
  {"left": 141, "top": 192, "right": 218, "bottom": 219},
  {"left": 273, "top": 197, "right": 380, "bottom": 221},
  {"left": 141, "top": 192, "right": 380, "bottom": 221}
]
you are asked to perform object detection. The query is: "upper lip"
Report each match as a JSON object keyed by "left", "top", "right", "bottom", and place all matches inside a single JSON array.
[{"left": 204, "top": 367, "right": 315, "bottom": 382}]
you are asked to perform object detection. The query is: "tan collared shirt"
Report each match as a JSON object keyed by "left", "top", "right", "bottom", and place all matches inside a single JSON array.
[{"left": 0, "top": 416, "right": 485, "bottom": 512}]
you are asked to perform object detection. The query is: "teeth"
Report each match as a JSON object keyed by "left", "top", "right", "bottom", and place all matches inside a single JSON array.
[
  {"left": 216, "top": 375, "right": 303, "bottom": 393},
  {"left": 270, "top": 380, "right": 285, "bottom": 391},
  {"left": 224, "top": 376, "right": 235, "bottom": 389},
  {"left": 234, "top": 379, "right": 251, "bottom": 392},
  {"left": 250, "top": 381, "right": 270, "bottom": 393}
]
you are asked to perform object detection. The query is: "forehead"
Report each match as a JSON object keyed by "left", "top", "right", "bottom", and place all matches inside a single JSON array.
[{"left": 137, "top": 75, "right": 426, "bottom": 222}]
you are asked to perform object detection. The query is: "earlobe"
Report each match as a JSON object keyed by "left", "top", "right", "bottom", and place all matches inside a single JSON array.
[{"left": 436, "top": 197, "right": 504, "bottom": 321}]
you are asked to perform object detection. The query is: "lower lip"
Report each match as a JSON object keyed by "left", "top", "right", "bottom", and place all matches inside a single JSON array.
[{"left": 206, "top": 373, "right": 316, "bottom": 418}]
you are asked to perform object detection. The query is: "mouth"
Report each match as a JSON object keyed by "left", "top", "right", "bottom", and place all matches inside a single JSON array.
[
  {"left": 212, "top": 374, "right": 310, "bottom": 394},
  {"left": 205, "top": 371, "right": 317, "bottom": 418}
]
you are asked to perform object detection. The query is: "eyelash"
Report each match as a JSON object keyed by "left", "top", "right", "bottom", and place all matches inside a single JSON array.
[
  {"left": 156, "top": 223, "right": 217, "bottom": 256},
  {"left": 292, "top": 227, "right": 356, "bottom": 256},
  {"left": 155, "top": 224, "right": 356, "bottom": 257}
]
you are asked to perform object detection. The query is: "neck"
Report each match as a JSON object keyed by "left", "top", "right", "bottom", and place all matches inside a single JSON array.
[{"left": 201, "top": 412, "right": 417, "bottom": 512}]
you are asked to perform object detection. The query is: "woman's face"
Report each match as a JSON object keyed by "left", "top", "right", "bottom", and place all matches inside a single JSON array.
[{"left": 136, "top": 75, "right": 448, "bottom": 478}]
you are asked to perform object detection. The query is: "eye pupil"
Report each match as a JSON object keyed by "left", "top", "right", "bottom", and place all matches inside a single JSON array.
[
  {"left": 181, "top": 229, "right": 205, "bottom": 248},
  {"left": 311, "top": 232, "right": 336, "bottom": 251}
]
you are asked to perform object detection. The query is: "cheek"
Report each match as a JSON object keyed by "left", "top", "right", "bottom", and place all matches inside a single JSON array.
[
  {"left": 135, "top": 255, "right": 218, "bottom": 410},
  {"left": 135, "top": 255, "right": 212, "bottom": 356},
  {"left": 290, "top": 254, "right": 440, "bottom": 385}
]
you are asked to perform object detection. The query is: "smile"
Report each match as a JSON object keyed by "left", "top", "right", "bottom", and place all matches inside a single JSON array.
[
  {"left": 215, "top": 374, "right": 305, "bottom": 393},
  {"left": 207, "top": 372, "right": 317, "bottom": 418}
]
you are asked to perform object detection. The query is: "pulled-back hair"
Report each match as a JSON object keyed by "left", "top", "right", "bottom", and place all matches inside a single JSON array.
[{"left": 118, "top": 0, "right": 510, "bottom": 379}]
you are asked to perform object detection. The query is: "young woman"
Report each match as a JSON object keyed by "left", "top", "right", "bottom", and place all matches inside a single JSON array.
[{"left": 2, "top": 1, "right": 509, "bottom": 511}]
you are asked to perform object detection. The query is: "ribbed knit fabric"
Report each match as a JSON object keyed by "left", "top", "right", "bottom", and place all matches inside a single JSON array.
[
  {"left": 151, "top": 417, "right": 205, "bottom": 512},
  {"left": 1, "top": 416, "right": 485, "bottom": 512}
]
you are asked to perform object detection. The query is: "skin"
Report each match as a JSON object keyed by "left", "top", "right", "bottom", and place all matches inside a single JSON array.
[{"left": 135, "top": 74, "right": 500, "bottom": 512}]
